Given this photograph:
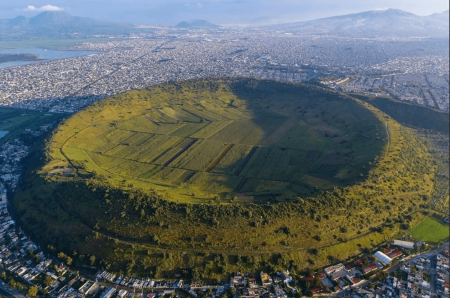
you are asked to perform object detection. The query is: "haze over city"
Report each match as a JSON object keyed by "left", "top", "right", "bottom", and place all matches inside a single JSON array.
[{"left": 0, "top": 0, "right": 449, "bottom": 24}]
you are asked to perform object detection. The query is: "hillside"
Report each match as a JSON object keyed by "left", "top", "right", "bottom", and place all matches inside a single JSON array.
[
  {"left": 28, "top": 11, "right": 75, "bottom": 25},
  {"left": 350, "top": 94, "right": 450, "bottom": 134},
  {"left": 0, "top": 11, "right": 134, "bottom": 39},
  {"left": 176, "top": 19, "right": 219, "bottom": 29},
  {"left": 267, "top": 9, "right": 449, "bottom": 37},
  {"left": 13, "top": 79, "right": 437, "bottom": 279},
  {"left": 40, "top": 79, "right": 386, "bottom": 203}
]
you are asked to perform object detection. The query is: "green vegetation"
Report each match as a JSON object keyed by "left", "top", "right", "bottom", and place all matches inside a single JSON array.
[
  {"left": 416, "top": 131, "right": 449, "bottom": 215},
  {"left": 13, "top": 79, "right": 438, "bottom": 280},
  {"left": 0, "top": 269, "right": 28, "bottom": 292},
  {"left": 45, "top": 79, "right": 386, "bottom": 203},
  {"left": 350, "top": 93, "right": 449, "bottom": 134},
  {"left": 0, "top": 107, "right": 64, "bottom": 145},
  {"left": 27, "top": 286, "right": 38, "bottom": 297},
  {"left": 409, "top": 217, "right": 449, "bottom": 243}
]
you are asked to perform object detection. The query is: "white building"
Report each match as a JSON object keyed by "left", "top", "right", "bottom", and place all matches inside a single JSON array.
[
  {"left": 324, "top": 263, "right": 345, "bottom": 276},
  {"left": 100, "top": 287, "right": 116, "bottom": 298},
  {"left": 374, "top": 251, "right": 393, "bottom": 265},
  {"left": 393, "top": 240, "right": 415, "bottom": 249},
  {"left": 117, "top": 289, "right": 128, "bottom": 298}
]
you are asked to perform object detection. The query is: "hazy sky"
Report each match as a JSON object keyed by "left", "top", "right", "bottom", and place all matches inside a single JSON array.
[{"left": 1, "top": 0, "right": 449, "bottom": 24}]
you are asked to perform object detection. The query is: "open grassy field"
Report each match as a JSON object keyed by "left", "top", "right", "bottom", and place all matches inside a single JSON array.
[
  {"left": 13, "top": 79, "right": 439, "bottom": 279},
  {"left": 409, "top": 217, "right": 449, "bottom": 243},
  {"left": 47, "top": 79, "right": 386, "bottom": 203}
]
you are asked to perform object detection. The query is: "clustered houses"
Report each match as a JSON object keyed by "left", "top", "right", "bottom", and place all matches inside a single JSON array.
[
  {"left": 313, "top": 262, "right": 366, "bottom": 294},
  {"left": 1, "top": 180, "right": 64, "bottom": 289},
  {"left": 0, "top": 139, "right": 29, "bottom": 190},
  {"left": 103, "top": 273, "right": 180, "bottom": 290},
  {"left": 228, "top": 271, "right": 292, "bottom": 298},
  {"left": 0, "top": 219, "right": 447, "bottom": 298},
  {"left": 0, "top": 121, "right": 53, "bottom": 191},
  {"left": 436, "top": 248, "right": 449, "bottom": 296},
  {"left": 0, "top": 138, "right": 79, "bottom": 298},
  {"left": 0, "top": 30, "right": 448, "bottom": 114},
  {"left": 363, "top": 247, "right": 450, "bottom": 298},
  {"left": 334, "top": 56, "right": 450, "bottom": 112},
  {"left": 297, "top": 241, "right": 449, "bottom": 297},
  {"left": 385, "top": 256, "right": 433, "bottom": 298}
]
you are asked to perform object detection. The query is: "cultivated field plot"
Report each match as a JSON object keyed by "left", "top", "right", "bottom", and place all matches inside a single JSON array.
[{"left": 50, "top": 79, "right": 387, "bottom": 203}]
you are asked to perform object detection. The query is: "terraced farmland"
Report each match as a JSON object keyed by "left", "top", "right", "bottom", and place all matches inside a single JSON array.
[{"left": 46, "top": 79, "right": 387, "bottom": 203}]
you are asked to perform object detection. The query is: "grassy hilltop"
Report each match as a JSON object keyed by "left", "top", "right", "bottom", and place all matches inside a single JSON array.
[
  {"left": 13, "top": 79, "right": 437, "bottom": 279},
  {"left": 43, "top": 81, "right": 386, "bottom": 203},
  {"left": 45, "top": 79, "right": 385, "bottom": 203}
]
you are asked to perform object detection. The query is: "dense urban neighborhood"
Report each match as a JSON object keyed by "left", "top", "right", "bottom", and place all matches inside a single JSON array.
[{"left": 0, "top": 29, "right": 448, "bottom": 113}]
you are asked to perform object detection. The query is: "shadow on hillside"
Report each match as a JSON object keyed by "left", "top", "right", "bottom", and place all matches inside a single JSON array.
[
  {"left": 351, "top": 94, "right": 449, "bottom": 134},
  {"left": 11, "top": 83, "right": 399, "bottom": 205},
  {"left": 189, "top": 78, "right": 387, "bottom": 203}
]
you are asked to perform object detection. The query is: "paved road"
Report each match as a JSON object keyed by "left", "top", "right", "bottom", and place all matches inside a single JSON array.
[
  {"left": 430, "top": 255, "right": 437, "bottom": 298},
  {"left": 0, "top": 287, "right": 16, "bottom": 298},
  {"left": 0, "top": 281, "right": 27, "bottom": 298}
]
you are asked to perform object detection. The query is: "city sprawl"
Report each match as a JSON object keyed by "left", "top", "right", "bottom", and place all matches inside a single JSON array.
[
  {"left": 0, "top": 29, "right": 448, "bottom": 113},
  {"left": 0, "top": 23, "right": 448, "bottom": 298}
]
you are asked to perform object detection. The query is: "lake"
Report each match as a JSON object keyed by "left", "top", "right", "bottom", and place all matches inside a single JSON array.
[
  {"left": 0, "top": 47, "right": 101, "bottom": 69},
  {"left": 0, "top": 131, "right": 8, "bottom": 139}
]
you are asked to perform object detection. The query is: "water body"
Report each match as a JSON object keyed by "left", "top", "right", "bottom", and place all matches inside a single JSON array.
[
  {"left": 0, "top": 131, "right": 8, "bottom": 139},
  {"left": 0, "top": 47, "right": 101, "bottom": 69}
]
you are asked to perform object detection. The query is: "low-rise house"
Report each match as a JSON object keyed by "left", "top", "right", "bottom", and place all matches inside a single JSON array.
[
  {"left": 330, "top": 270, "right": 347, "bottom": 281},
  {"left": 310, "top": 287, "right": 326, "bottom": 294},
  {"left": 393, "top": 240, "right": 414, "bottom": 250},
  {"left": 362, "top": 264, "right": 378, "bottom": 275},
  {"left": 387, "top": 250, "right": 403, "bottom": 259},
  {"left": 324, "top": 263, "right": 347, "bottom": 281},
  {"left": 274, "top": 285, "right": 287, "bottom": 298},
  {"left": 260, "top": 272, "right": 272, "bottom": 286},
  {"left": 117, "top": 289, "right": 128, "bottom": 298},
  {"left": 345, "top": 263, "right": 356, "bottom": 273},
  {"left": 317, "top": 273, "right": 326, "bottom": 279},
  {"left": 301, "top": 277, "right": 314, "bottom": 283},
  {"left": 231, "top": 273, "right": 247, "bottom": 287},
  {"left": 346, "top": 276, "right": 364, "bottom": 287},
  {"left": 324, "top": 264, "right": 345, "bottom": 276},
  {"left": 100, "top": 287, "right": 116, "bottom": 298}
]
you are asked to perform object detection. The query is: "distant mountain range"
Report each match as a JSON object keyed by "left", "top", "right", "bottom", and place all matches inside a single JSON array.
[
  {"left": 0, "top": 11, "right": 134, "bottom": 39},
  {"left": 176, "top": 19, "right": 219, "bottom": 29},
  {"left": 0, "top": 12, "right": 220, "bottom": 40},
  {"left": 267, "top": 9, "right": 449, "bottom": 37},
  {"left": 0, "top": 9, "right": 448, "bottom": 40}
]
